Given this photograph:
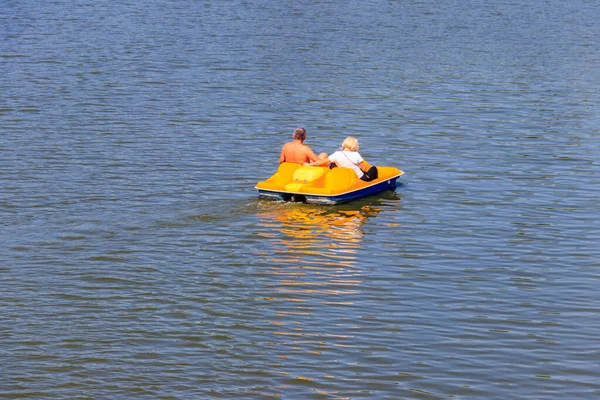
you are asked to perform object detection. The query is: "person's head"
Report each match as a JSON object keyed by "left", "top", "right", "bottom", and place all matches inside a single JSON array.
[
  {"left": 342, "top": 136, "right": 359, "bottom": 152},
  {"left": 293, "top": 128, "right": 307, "bottom": 142}
]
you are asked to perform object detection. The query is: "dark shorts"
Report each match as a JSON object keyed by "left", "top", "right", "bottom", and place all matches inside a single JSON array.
[{"left": 360, "top": 166, "right": 378, "bottom": 182}]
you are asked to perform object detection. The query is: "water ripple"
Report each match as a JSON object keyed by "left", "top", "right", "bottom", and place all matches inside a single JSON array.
[{"left": 2, "top": 0, "right": 600, "bottom": 398}]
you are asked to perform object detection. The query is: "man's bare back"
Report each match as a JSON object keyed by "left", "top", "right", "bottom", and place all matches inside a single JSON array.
[
  {"left": 280, "top": 128, "right": 327, "bottom": 165},
  {"left": 280, "top": 141, "right": 319, "bottom": 164}
]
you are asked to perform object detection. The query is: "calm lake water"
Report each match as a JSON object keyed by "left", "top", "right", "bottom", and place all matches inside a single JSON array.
[{"left": 2, "top": 0, "right": 600, "bottom": 398}]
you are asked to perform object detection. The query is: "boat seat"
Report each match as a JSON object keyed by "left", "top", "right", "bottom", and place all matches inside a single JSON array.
[
  {"left": 255, "top": 163, "right": 301, "bottom": 191},
  {"left": 324, "top": 167, "right": 358, "bottom": 192}
]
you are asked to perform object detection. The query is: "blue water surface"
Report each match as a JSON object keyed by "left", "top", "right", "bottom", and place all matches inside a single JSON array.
[{"left": 1, "top": 0, "right": 599, "bottom": 398}]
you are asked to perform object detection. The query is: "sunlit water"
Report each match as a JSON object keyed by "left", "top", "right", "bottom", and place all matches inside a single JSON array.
[{"left": 2, "top": 0, "right": 600, "bottom": 398}]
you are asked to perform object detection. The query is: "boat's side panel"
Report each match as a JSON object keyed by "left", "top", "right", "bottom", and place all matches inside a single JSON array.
[
  {"left": 257, "top": 189, "right": 292, "bottom": 201},
  {"left": 306, "top": 176, "right": 399, "bottom": 204}
]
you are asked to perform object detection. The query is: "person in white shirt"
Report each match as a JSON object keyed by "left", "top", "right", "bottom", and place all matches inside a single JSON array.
[{"left": 304, "top": 136, "right": 378, "bottom": 181}]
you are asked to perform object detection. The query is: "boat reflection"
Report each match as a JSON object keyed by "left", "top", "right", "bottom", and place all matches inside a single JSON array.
[
  {"left": 258, "top": 202, "right": 382, "bottom": 267},
  {"left": 254, "top": 197, "right": 401, "bottom": 392},
  {"left": 255, "top": 196, "right": 400, "bottom": 298}
]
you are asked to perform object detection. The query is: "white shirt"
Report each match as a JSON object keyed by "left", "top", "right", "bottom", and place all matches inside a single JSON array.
[{"left": 329, "top": 150, "right": 364, "bottom": 178}]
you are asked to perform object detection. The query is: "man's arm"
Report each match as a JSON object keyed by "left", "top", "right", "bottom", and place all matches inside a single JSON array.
[
  {"left": 279, "top": 144, "right": 287, "bottom": 163},
  {"left": 304, "top": 146, "right": 320, "bottom": 162},
  {"left": 305, "top": 156, "right": 330, "bottom": 167}
]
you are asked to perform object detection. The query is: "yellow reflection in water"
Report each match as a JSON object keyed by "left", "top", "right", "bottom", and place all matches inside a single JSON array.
[
  {"left": 256, "top": 203, "right": 387, "bottom": 302},
  {"left": 258, "top": 204, "right": 381, "bottom": 266},
  {"left": 255, "top": 199, "right": 400, "bottom": 395}
]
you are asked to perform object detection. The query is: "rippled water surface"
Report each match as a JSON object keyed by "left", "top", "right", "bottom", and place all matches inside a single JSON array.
[{"left": 2, "top": 0, "right": 600, "bottom": 398}]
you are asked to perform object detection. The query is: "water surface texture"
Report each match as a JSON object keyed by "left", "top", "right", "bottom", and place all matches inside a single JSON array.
[{"left": 2, "top": 0, "right": 600, "bottom": 398}]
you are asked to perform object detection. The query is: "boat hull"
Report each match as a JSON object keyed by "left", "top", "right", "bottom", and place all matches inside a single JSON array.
[
  {"left": 255, "top": 163, "right": 403, "bottom": 205},
  {"left": 257, "top": 175, "right": 401, "bottom": 205}
]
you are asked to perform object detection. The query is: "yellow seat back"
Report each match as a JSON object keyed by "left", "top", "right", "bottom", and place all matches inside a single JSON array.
[
  {"left": 267, "top": 162, "right": 301, "bottom": 184},
  {"left": 277, "top": 162, "right": 301, "bottom": 177},
  {"left": 324, "top": 167, "right": 357, "bottom": 192}
]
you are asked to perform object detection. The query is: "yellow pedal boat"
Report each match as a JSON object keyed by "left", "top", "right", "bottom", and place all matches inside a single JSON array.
[{"left": 255, "top": 162, "right": 404, "bottom": 205}]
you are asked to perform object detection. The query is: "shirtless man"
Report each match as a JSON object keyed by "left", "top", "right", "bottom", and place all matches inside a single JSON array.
[{"left": 280, "top": 128, "right": 327, "bottom": 164}]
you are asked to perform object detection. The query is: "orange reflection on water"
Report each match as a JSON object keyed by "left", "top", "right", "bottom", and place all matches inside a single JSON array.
[
  {"left": 255, "top": 200, "right": 400, "bottom": 389},
  {"left": 259, "top": 204, "right": 381, "bottom": 268},
  {"left": 256, "top": 203, "right": 387, "bottom": 303}
]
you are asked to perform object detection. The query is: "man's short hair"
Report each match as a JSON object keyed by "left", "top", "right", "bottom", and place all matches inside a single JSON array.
[{"left": 293, "top": 128, "right": 307, "bottom": 141}]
